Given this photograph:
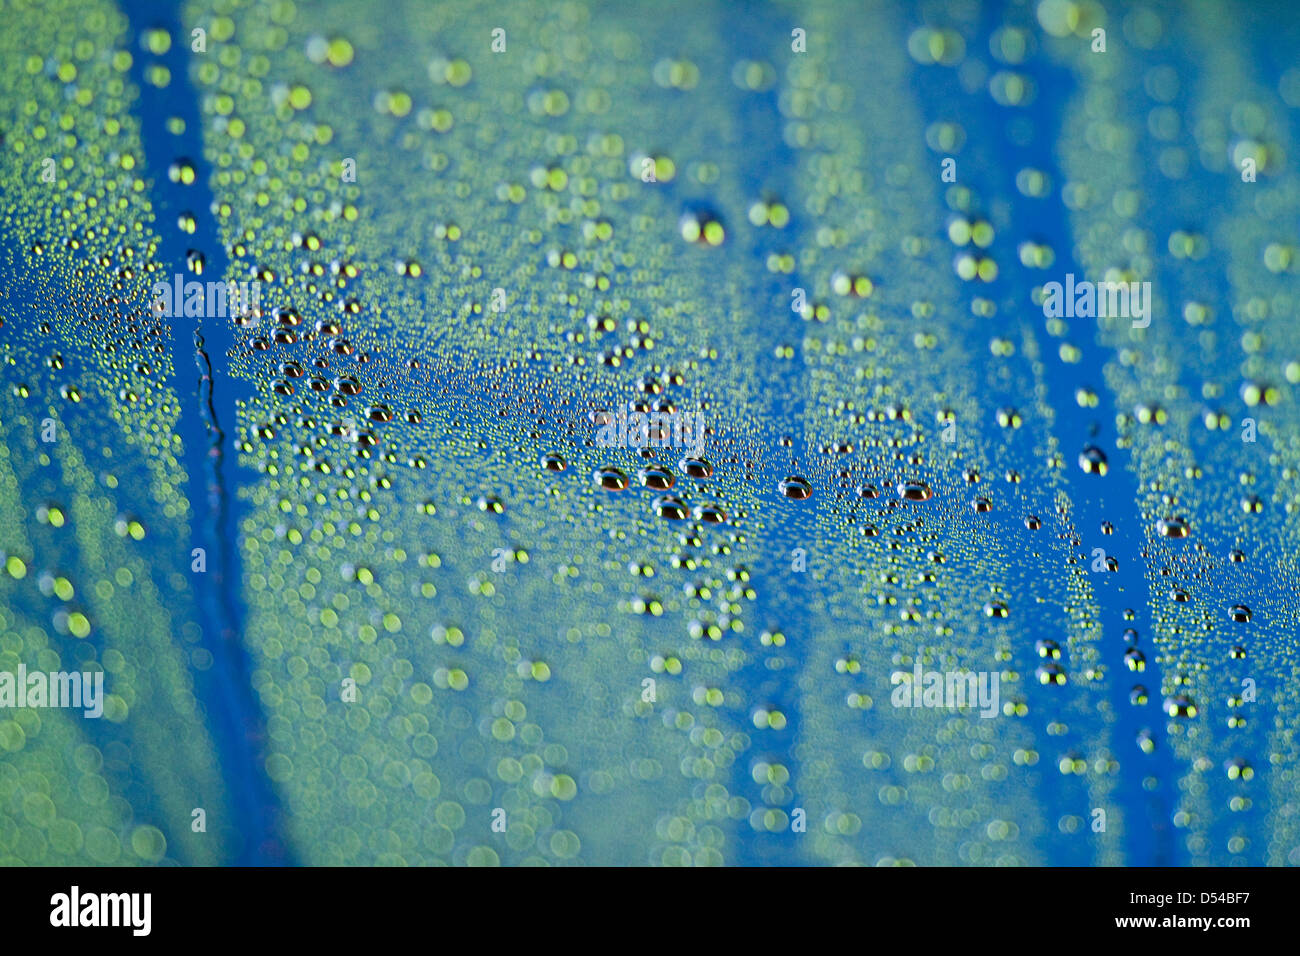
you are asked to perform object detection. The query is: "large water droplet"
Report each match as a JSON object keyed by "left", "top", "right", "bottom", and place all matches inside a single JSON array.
[
  {"left": 654, "top": 495, "right": 688, "bottom": 519},
  {"left": 897, "top": 480, "right": 933, "bottom": 501},
  {"left": 693, "top": 502, "right": 728, "bottom": 524},
  {"left": 593, "top": 466, "right": 628, "bottom": 490},
  {"left": 779, "top": 476, "right": 812, "bottom": 499},
  {"left": 679, "top": 457, "right": 713, "bottom": 479},
  {"left": 639, "top": 466, "right": 674, "bottom": 489}
]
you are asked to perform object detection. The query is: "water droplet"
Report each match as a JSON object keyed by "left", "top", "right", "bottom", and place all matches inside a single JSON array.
[
  {"left": 680, "top": 457, "right": 713, "bottom": 479},
  {"left": 639, "top": 466, "right": 674, "bottom": 489},
  {"left": 654, "top": 495, "right": 689, "bottom": 519},
  {"left": 168, "top": 157, "right": 196, "bottom": 185},
  {"left": 1225, "top": 758, "right": 1253, "bottom": 780},
  {"left": 693, "top": 503, "right": 728, "bottom": 524},
  {"left": 1156, "top": 516, "right": 1190, "bottom": 538},
  {"left": 779, "top": 476, "right": 813, "bottom": 499},
  {"left": 897, "top": 480, "right": 933, "bottom": 502},
  {"left": 1036, "top": 663, "right": 1066, "bottom": 685},
  {"left": 679, "top": 209, "right": 725, "bottom": 246},
  {"left": 1135, "top": 403, "right": 1166, "bottom": 425},
  {"left": 593, "top": 466, "right": 628, "bottom": 491},
  {"left": 1078, "top": 445, "right": 1109, "bottom": 476}
]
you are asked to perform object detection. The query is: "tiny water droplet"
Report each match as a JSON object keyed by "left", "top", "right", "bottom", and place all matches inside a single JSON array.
[
  {"left": 1156, "top": 516, "right": 1190, "bottom": 538},
  {"left": 1078, "top": 445, "right": 1108, "bottom": 476},
  {"left": 1036, "top": 663, "right": 1066, "bottom": 685}
]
